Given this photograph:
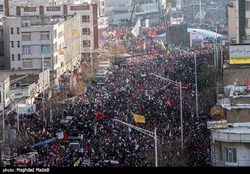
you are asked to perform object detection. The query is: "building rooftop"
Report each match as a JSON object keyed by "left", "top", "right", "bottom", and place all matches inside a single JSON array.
[
  {"left": 0, "top": 75, "right": 9, "bottom": 81},
  {"left": 10, "top": 74, "right": 39, "bottom": 89},
  {"left": 219, "top": 85, "right": 250, "bottom": 109}
]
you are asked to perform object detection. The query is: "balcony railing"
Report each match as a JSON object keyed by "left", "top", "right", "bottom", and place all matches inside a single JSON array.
[{"left": 213, "top": 159, "right": 250, "bottom": 167}]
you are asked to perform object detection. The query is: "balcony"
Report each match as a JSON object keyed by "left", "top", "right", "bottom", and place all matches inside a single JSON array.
[{"left": 213, "top": 159, "right": 250, "bottom": 166}]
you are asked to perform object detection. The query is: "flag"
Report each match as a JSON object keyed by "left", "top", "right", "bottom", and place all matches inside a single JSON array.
[
  {"left": 160, "top": 41, "right": 166, "bottom": 50},
  {"left": 126, "top": 78, "right": 129, "bottom": 84},
  {"left": 95, "top": 112, "right": 101, "bottom": 121},
  {"left": 133, "top": 114, "right": 146, "bottom": 123},
  {"left": 128, "top": 127, "right": 132, "bottom": 133},
  {"left": 94, "top": 124, "right": 97, "bottom": 135},
  {"left": 72, "top": 30, "right": 79, "bottom": 36},
  {"left": 73, "top": 158, "right": 81, "bottom": 167},
  {"left": 42, "top": 128, "right": 46, "bottom": 134},
  {"left": 145, "top": 19, "right": 149, "bottom": 28},
  {"left": 169, "top": 130, "right": 173, "bottom": 139},
  {"left": 63, "top": 133, "right": 69, "bottom": 140},
  {"left": 110, "top": 160, "right": 119, "bottom": 166},
  {"left": 113, "top": 30, "right": 119, "bottom": 37},
  {"left": 167, "top": 98, "right": 173, "bottom": 107},
  {"left": 59, "top": 50, "right": 64, "bottom": 55},
  {"left": 102, "top": 112, "right": 106, "bottom": 119},
  {"left": 246, "top": 79, "right": 249, "bottom": 90},
  {"left": 143, "top": 41, "right": 146, "bottom": 50},
  {"left": 131, "top": 18, "right": 141, "bottom": 37}
]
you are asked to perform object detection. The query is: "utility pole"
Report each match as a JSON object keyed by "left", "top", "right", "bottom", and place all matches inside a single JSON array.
[
  {"left": 42, "top": 54, "right": 46, "bottom": 127},
  {"left": 194, "top": 53, "right": 199, "bottom": 118},
  {"left": 2, "top": 82, "right": 5, "bottom": 143},
  {"left": 112, "top": 119, "right": 158, "bottom": 167}
]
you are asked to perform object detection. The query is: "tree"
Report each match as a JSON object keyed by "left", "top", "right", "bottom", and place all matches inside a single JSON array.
[{"left": 108, "top": 43, "right": 127, "bottom": 56}]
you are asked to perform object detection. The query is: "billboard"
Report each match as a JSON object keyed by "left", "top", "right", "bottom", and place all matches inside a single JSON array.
[
  {"left": 229, "top": 44, "right": 250, "bottom": 64},
  {"left": 98, "top": 17, "right": 109, "bottom": 29},
  {"left": 16, "top": 104, "right": 36, "bottom": 115}
]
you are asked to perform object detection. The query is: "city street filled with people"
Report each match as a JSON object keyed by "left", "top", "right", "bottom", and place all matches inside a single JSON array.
[
  {"left": 12, "top": 24, "right": 227, "bottom": 167},
  {"left": 7, "top": 1, "right": 231, "bottom": 167}
]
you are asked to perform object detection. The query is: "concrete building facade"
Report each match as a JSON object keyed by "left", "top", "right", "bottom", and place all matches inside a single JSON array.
[
  {"left": 1, "top": 3, "right": 98, "bottom": 85},
  {"left": 209, "top": 66, "right": 250, "bottom": 166}
]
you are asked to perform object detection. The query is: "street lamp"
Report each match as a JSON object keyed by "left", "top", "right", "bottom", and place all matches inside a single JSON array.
[
  {"left": 42, "top": 54, "right": 45, "bottom": 126},
  {"left": 194, "top": 53, "right": 199, "bottom": 118},
  {"left": 112, "top": 119, "right": 158, "bottom": 167},
  {"left": 1, "top": 82, "right": 5, "bottom": 143},
  {"left": 149, "top": 73, "right": 183, "bottom": 150}
]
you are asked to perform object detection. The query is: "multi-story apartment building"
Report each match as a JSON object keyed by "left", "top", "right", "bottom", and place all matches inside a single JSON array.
[
  {"left": 208, "top": 61, "right": 250, "bottom": 166},
  {"left": 227, "top": 0, "right": 250, "bottom": 43},
  {"left": 2, "top": 3, "right": 98, "bottom": 84},
  {"left": 3, "top": 16, "right": 54, "bottom": 71},
  {"left": 0, "top": 24, "right": 4, "bottom": 69},
  {"left": 207, "top": 1, "right": 250, "bottom": 166}
]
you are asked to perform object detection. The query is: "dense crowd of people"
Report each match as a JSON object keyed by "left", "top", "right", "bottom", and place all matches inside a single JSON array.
[{"left": 9, "top": 3, "right": 231, "bottom": 167}]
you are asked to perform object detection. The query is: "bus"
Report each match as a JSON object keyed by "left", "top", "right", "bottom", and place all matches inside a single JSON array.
[{"left": 95, "top": 70, "right": 110, "bottom": 85}]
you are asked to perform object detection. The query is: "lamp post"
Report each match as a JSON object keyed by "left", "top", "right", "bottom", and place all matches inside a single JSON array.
[
  {"left": 194, "top": 53, "right": 199, "bottom": 118},
  {"left": 214, "top": 23, "right": 219, "bottom": 69},
  {"left": 1, "top": 82, "right": 5, "bottom": 143},
  {"left": 112, "top": 119, "right": 158, "bottom": 167},
  {"left": 42, "top": 54, "right": 46, "bottom": 126},
  {"left": 149, "top": 73, "right": 183, "bottom": 150}
]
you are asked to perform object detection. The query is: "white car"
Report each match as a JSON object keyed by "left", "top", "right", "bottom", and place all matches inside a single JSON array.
[{"left": 60, "top": 116, "right": 73, "bottom": 125}]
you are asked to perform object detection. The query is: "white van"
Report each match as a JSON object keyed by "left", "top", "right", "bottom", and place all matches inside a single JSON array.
[
  {"left": 95, "top": 70, "right": 110, "bottom": 85},
  {"left": 98, "top": 60, "right": 111, "bottom": 70}
]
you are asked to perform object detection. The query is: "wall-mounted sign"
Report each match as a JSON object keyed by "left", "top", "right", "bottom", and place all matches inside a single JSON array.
[{"left": 207, "top": 120, "right": 227, "bottom": 129}]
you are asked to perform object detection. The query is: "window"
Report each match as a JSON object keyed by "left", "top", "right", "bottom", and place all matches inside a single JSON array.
[
  {"left": 23, "top": 59, "right": 31, "bottom": 68},
  {"left": 17, "top": 27, "right": 20, "bottom": 34},
  {"left": 22, "top": 33, "right": 31, "bottom": 41},
  {"left": 246, "top": 1, "right": 250, "bottom": 11},
  {"left": 54, "top": 30, "right": 57, "bottom": 38},
  {"left": 54, "top": 42, "right": 57, "bottom": 52},
  {"left": 12, "top": 54, "right": 14, "bottom": 61},
  {"left": 82, "top": 15, "right": 90, "bottom": 22},
  {"left": 41, "top": 44, "right": 50, "bottom": 54},
  {"left": 225, "top": 147, "right": 237, "bottom": 163},
  {"left": 44, "top": 60, "right": 50, "bottom": 68},
  {"left": 22, "top": 45, "right": 31, "bottom": 54},
  {"left": 11, "top": 41, "right": 14, "bottom": 48},
  {"left": 82, "top": 40, "right": 91, "bottom": 47},
  {"left": 58, "top": 31, "right": 63, "bottom": 37},
  {"left": 82, "top": 28, "right": 90, "bottom": 35},
  {"left": 18, "top": 54, "right": 21, "bottom": 61},
  {"left": 41, "top": 32, "right": 50, "bottom": 40},
  {"left": 17, "top": 41, "right": 20, "bottom": 47},
  {"left": 11, "top": 28, "right": 13, "bottom": 34}
]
